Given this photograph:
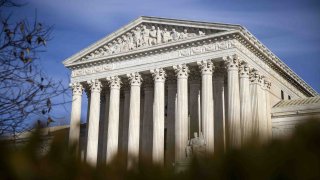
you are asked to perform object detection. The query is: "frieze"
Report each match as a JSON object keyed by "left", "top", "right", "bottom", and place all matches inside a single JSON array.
[
  {"left": 71, "top": 39, "right": 237, "bottom": 78},
  {"left": 179, "top": 40, "right": 235, "bottom": 57},
  {"left": 71, "top": 36, "right": 307, "bottom": 98},
  {"left": 71, "top": 64, "right": 113, "bottom": 77}
]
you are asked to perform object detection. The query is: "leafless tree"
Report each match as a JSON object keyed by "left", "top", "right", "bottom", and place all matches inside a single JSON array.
[{"left": 0, "top": 0, "right": 68, "bottom": 138}]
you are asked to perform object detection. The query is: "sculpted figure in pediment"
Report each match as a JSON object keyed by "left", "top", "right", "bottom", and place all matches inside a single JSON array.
[
  {"left": 162, "top": 28, "right": 171, "bottom": 43},
  {"left": 133, "top": 27, "right": 142, "bottom": 47},
  {"left": 118, "top": 38, "right": 124, "bottom": 52},
  {"left": 98, "top": 48, "right": 105, "bottom": 56},
  {"left": 104, "top": 43, "right": 113, "bottom": 55},
  {"left": 156, "top": 27, "right": 162, "bottom": 44},
  {"left": 89, "top": 52, "right": 95, "bottom": 59},
  {"left": 199, "top": 30, "right": 205, "bottom": 36},
  {"left": 113, "top": 40, "right": 120, "bottom": 53},
  {"left": 142, "top": 25, "right": 150, "bottom": 46},
  {"left": 171, "top": 28, "right": 180, "bottom": 41},
  {"left": 94, "top": 50, "right": 100, "bottom": 57},
  {"left": 126, "top": 32, "right": 135, "bottom": 50},
  {"left": 121, "top": 35, "right": 129, "bottom": 52},
  {"left": 180, "top": 29, "right": 188, "bottom": 39},
  {"left": 149, "top": 26, "right": 157, "bottom": 45}
]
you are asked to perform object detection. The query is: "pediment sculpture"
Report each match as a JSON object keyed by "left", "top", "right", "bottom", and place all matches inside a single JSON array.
[{"left": 79, "top": 24, "right": 215, "bottom": 62}]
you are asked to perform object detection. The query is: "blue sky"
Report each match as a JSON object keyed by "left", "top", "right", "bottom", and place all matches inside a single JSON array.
[{"left": 4, "top": 0, "right": 320, "bottom": 125}]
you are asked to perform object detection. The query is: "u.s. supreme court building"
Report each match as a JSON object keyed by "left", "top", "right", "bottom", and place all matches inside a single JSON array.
[{"left": 63, "top": 16, "right": 320, "bottom": 168}]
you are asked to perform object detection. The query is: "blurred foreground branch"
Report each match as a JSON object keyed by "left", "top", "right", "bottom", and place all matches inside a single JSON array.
[{"left": 0, "top": 119, "right": 319, "bottom": 179}]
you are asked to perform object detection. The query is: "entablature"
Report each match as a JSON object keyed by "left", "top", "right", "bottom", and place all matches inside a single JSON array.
[{"left": 64, "top": 17, "right": 318, "bottom": 97}]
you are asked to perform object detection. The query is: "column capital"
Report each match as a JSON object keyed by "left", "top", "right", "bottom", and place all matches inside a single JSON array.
[
  {"left": 249, "top": 69, "right": 263, "bottom": 85},
  {"left": 70, "top": 82, "right": 83, "bottom": 95},
  {"left": 150, "top": 68, "right": 166, "bottom": 82},
  {"left": 263, "top": 78, "right": 271, "bottom": 90},
  {"left": 173, "top": 64, "right": 189, "bottom": 79},
  {"left": 223, "top": 54, "right": 239, "bottom": 71},
  {"left": 197, "top": 59, "right": 214, "bottom": 75},
  {"left": 87, "top": 79, "right": 102, "bottom": 92},
  {"left": 106, "top": 76, "right": 121, "bottom": 89},
  {"left": 239, "top": 61, "right": 250, "bottom": 78},
  {"left": 127, "top": 72, "right": 142, "bottom": 86}
]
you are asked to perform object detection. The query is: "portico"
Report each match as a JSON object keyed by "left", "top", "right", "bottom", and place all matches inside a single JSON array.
[{"left": 64, "top": 16, "right": 318, "bottom": 167}]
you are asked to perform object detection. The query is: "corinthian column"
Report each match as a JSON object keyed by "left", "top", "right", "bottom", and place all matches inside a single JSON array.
[
  {"left": 224, "top": 55, "right": 241, "bottom": 148},
  {"left": 69, "top": 82, "right": 83, "bottom": 146},
  {"left": 249, "top": 69, "right": 263, "bottom": 138},
  {"left": 106, "top": 76, "right": 121, "bottom": 164},
  {"left": 86, "top": 79, "right": 102, "bottom": 166},
  {"left": 151, "top": 68, "right": 166, "bottom": 165},
  {"left": 260, "top": 76, "right": 268, "bottom": 142},
  {"left": 127, "top": 72, "right": 142, "bottom": 169},
  {"left": 239, "top": 62, "right": 253, "bottom": 144},
  {"left": 197, "top": 60, "right": 214, "bottom": 153},
  {"left": 173, "top": 64, "right": 189, "bottom": 162},
  {"left": 264, "top": 80, "right": 272, "bottom": 139}
]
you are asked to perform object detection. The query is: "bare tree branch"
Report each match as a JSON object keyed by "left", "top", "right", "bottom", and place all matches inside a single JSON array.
[{"left": 0, "top": 0, "right": 68, "bottom": 137}]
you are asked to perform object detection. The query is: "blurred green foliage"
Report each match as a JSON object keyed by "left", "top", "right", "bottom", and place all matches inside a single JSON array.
[{"left": 0, "top": 119, "right": 319, "bottom": 179}]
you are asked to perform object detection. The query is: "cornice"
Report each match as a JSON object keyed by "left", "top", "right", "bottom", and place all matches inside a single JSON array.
[
  {"left": 63, "top": 16, "right": 240, "bottom": 66},
  {"left": 67, "top": 31, "right": 236, "bottom": 69},
  {"left": 63, "top": 17, "right": 318, "bottom": 97},
  {"left": 234, "top": 28, "right": 318, "bottom": 97}
]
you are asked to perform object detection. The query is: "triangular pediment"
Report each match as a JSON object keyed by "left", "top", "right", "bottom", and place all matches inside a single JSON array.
[{"left": 63, "top": 16, "right": 242, "bottom": 66}]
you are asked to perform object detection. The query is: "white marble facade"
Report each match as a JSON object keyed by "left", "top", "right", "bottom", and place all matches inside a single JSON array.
[{"left": 64, "top": 16, "right": 318, "bottom": 167}]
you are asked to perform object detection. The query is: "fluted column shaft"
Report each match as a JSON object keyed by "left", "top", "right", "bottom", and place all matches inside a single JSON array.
[
  {"left": 198, "top": 60, "right": 214, "bottom": 152},
  {"left": 249, "top": 70, "right": 263, "bottom": 138},
  {"left": 173, "top": 64, "right": 189, "bottom": 162},
  {"left": 264, "top": 81, "right": 272, "bottom": 139},
  {"left": 260, "top": 77, "right": 268, "bottom": 142},
  {"left": 127, "top": 72, "right": 142, "bottom": 169},
  {"left": 106, "top": 76, "right": 121, "bottom": 164},
  {"left": 151, "top": 68, "right": 166, "bottom": 165},
  {"left": 239, "top": 63, "right": 253, "bottom": 144},
  {"left": 225, "top": 55, "right": 241, "bottom": 148},
  {"left": 86, "top": 79, "right": 102, "bottom": 166},
  {"left": 69, "top": 82, "right": 83, "bottom": 146}
]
